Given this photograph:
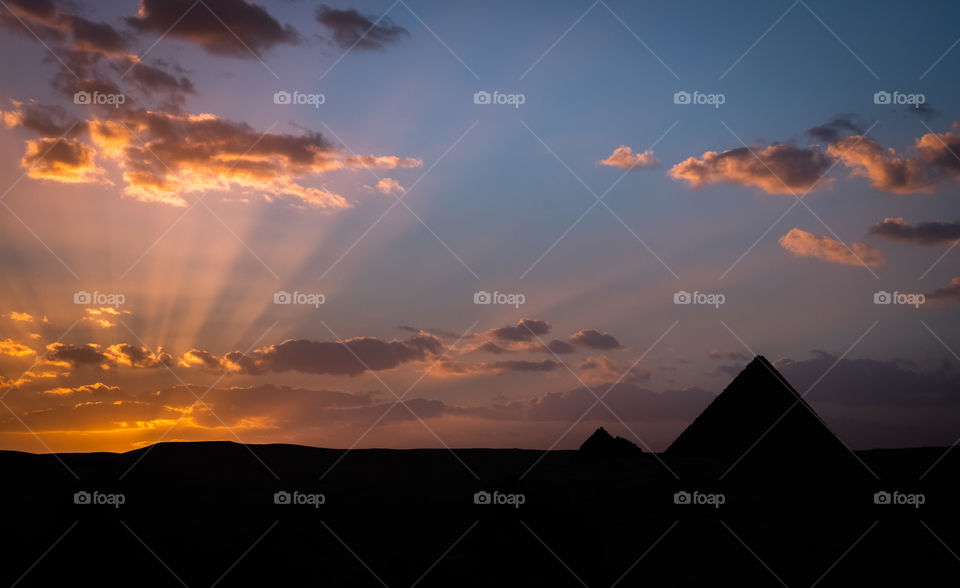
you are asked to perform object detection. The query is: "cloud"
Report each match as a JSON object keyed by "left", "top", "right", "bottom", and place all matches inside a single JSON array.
[
  {"left": 434, "top": 359, "right": 560, "bottom": 376},
  {"left": 487, "top": 319, "right": 551, "bottom": 343},
  {"left": 1, "top": 101, "right": 86, "bottom": 136},
  {"left": 828, "top": 136, "right": 936, "bottom": 194},
  {"left": 0, "top": 338, "right": 36, "bottom": 358},
  {"left": 3, "top": 102, "right": 421, "bottom": 208},
  {"left": 475, "top": 341, "right": 509, "bottom": 355},
  {"left": 0, "top": 0, "right": 131, "bottom": 57},
  {"left": 315, "top": 4, "right": 409, "bottom": 50},
  {"left": 125, "top": 0, "right": 298, "bottom": 57},
  {"left": 118, "top": 57, "right": 196, "bottom": 99},
  {"left": 806, "top": 115, "right": 865, "bottom": 144},
  {"left": 104, "top": 344, "right": 173, "bottom": 368},
  {"left": 544, "top": 339, "right": 576, "bottom": 354},
  {"left": 42, "top": 382, "right": 120, "bottom": 396},
  {"left": 599, "top": 145, "right": 659, "bottom": 170},
  {"left": 21, "top": 137, "right": 103, "bottom": 183},
  {"left": 868, "top": 217, "right": 960, "bottom": 245},
  {"left": 778, "top": 228, "right": 884, "bottom": 267},
  {"left": 83, "top": 306, "right": 130, "bottom": 328},
  {"left": 43, "top": 342, "right": 171, "bottom": 369},
  {"left": 371, "top": 177, "right": 404, "bottom": 195},
  {"left": 577, "top": 355, "right": 648, "bottom": 384},
  {"left": 925, "top": 277, "right": 960, "bottom": 303},
  {"left": 45, "top": 343, "right": 108, "bottom": 367},
  {"left": 205, "top": 333, "right": 445, "bottom": 376},
  {"left": 669, "top": 144, "right": 832, "bottom": 194},
  {"left": 5, "top": 311, "right": 38, "bottom": 323},
  {"left": 570, "top": 329, "right": 621, "bottom": 350}
]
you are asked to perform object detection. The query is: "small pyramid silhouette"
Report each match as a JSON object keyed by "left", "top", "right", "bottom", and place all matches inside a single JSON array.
[
  {"left": 579, "top": 427, "right": 643, "bottom": 455},
  {"left": 667, "top": 355, "right": 848, "bottom": 458}
]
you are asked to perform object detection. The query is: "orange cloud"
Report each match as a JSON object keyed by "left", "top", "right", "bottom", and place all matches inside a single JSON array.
[
  {"left": 599, "top": 145, "right": 659, "bottom": 170},
  {"left": 21, "top": 137, "right": 104, "bottom": 183},
  {"left": 828, "top": 136, "right": 935, "bottom": 194},
  {"left": 778, "top": 228, "right": 884, "bottom": 267},
  {"left": 0, "top": 338, "right": 36, "bottom": 358},
  {"left": 5, "top": 102, "right": 422, "bottom": 208},
  {"left": 372, "top": 177, "right": 405, "bottom": 195},
  {"left": 670, "top": 144, "right": 832, "bottom": 194},
  {"left": 83, "top": 306, "right": 130, "bottom": 328},
  {"left": 5, "top": 311, "right": 38, "bottom": 323}
]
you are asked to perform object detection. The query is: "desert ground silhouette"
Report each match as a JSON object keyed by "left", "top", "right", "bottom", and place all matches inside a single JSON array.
[{"left": 2, "top": 356, "right": 957, "bottom": 586}]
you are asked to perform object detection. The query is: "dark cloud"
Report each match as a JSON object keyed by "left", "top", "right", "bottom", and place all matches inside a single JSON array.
[
  {"left": 570, "top": 329, "right": 621, "bottom": 350},
  {"left": 488, "top": 319, "right": 551, "bottom": 343},
  {"left": 126, "top": 0, "right": 299, "bottom": 57},
  {"left": 545, "top": 339, "right": 576, "bottom": 354},
  {"left": 912, "top": 103, "right": 940, "bottom": 119},
  {"left": 315, "top": 4, "right": 408, "bottom": 50},
  {"left": 869, "top": 217, "right": 960, "bottom": 245},
  {"left": 436, "top": 359, "right": 559, "bottom": 376},
  {"left": 0, "top": 0, "right": 130, "bottom": 56},
  {"left": 67, "top": 14, "right": 131, "bottom": 55},
  {"left": 20, "top": 137, "right": 101, "bottom": 183},
  {"left": 105, "top": 344, "right": 172, "bottom": 368},
  {"left": 221, "top": 333, "right": 444, "bottom": 376},
  {"left": 806, "top": 115, "right": 865, "bottom": 144},
  {"left": 118, "top": 58, "right": 196, "bottom": 99},
  {"left": 476, "top": 341, "right": 509, "bottom": 354},
  {"left": 577, "top": 355, "right": 649, "bottom": 384},
  {"left": 1, "top": 101, "right": 86, "bottom": 136},
  {"left": 925, "top": 277, "right": 960, "bottom": 303},
  {"left": 45, "top": 343, "right": 107, "bottom": 367},
  {"left": 670, "top": 143, "right": 833, "bottom": 195}
]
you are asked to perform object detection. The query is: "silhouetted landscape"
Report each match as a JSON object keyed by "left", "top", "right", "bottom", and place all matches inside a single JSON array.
[{"left": 4, "top": 357, "right": 957, "bottom": 586}]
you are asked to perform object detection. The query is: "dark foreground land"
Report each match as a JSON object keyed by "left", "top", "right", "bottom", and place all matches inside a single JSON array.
[{"left": 2, "top": 441, "right": 959, "bottom": 587}]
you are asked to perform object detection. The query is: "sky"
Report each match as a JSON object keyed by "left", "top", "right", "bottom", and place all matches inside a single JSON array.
[{"left": 0, "top": 0, "right": 959, "bottom": 453}]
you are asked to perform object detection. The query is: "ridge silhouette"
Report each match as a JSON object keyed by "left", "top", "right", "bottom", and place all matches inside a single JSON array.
[
  {"left": 667, "top": 355, "right": 849, "bottom": 458},
  {"left": 579, "top": 426, "right": 643, "bottom": 455}
]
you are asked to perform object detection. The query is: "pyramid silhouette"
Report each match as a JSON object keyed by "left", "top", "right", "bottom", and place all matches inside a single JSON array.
[
  {"left": 579, "top": 427, "right": 643, "bottom": 455},
  {"left": 667, "top": 355, "right": 848, "bottom": 458}
]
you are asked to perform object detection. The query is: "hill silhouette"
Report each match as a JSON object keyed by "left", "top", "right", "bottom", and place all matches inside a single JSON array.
[{"left": 667, "top": 355, "right": 850, "bottom": 459}]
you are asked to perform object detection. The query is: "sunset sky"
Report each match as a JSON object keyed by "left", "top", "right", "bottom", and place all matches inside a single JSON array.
[{"left": 1, "top": 0, "right": 959, "bottom": 453}]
